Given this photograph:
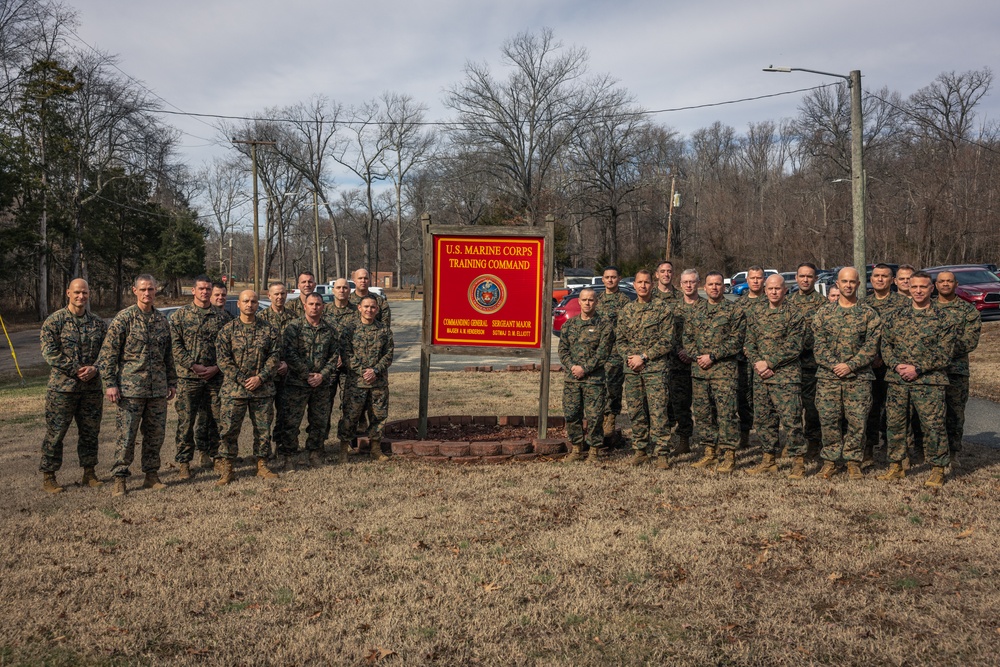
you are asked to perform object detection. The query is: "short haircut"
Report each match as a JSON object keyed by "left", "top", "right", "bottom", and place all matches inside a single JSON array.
[
  {"left": 360, "top": 294, "right": 379, "bottom": 306},
  {"left": 602, "top": 265, "right": 620, "bottom": 275},
  {"left": 705, "top": 271, "right": 724, "bottom": 281},
  {"left": 297, "top": 271, "right": 315, "bottom": 281},
  {"left": 579, "top": 287, "right": 596, "bottom": 298},
  {"left": 267, "top": 281, "right": 286, "bottom": 290},
  {"left": 797, "top": 262, "right": 818, "bottom": 274},
  {"left": 193, "top": 274, "right": 212, "bottom": 285},
  {"left": 635, "top": 269, "right": 653, "bottom": 281},
  {"left": 873, "top": 263, "right": 895, "bottom": 276},
  {"left": 680, "top": 268, "right": 699, "bottom": 280},
  {"left": 657, "top": 260, "right": 673, "bottom": 271},
  {"left": 897, "top": 264, "right": 917, "bottom": 274},
  {"left": 747, "top": 265, "right": 764, "bottom": 274},
  {"left": 134, "top": 274, "right": 156, "bottom": 287},
  {"left": 304, "top": 292, "right": 324, "bottom": 304},
  {"left": 212, "top": 282, "right": 227, "bottom": 291},
  {"left": 910, "top": 270, "right": 932, "bottom": 282}
]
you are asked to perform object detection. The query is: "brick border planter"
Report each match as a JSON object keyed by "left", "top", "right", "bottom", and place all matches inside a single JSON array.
[{"left": 380, "top": 416, "right": 569, "bottom": 465}]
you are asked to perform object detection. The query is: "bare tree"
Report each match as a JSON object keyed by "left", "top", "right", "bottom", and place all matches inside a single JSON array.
[{"left": 198, "top": 157, "right": 246, "bottom": 277}]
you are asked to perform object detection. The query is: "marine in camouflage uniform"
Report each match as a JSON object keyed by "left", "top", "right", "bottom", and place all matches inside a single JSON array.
[
  {"left": 348, "top": 290, "right": 391, "bottom": 327},
  {"left": 787, "top": 274, "right": 826, "bottom": 454},
  {"left": 284, "top": 272, "right": 318, "bottom": 320},
  {"left": 558, "top": 292, "right": 613, "bottom": 459},
  {"left": 216, "top": 310, "right": 280, "bottom": 463},
  {"left": 682, "top": 281, "right": 745, "bottom": 471},
  {"left": 323, "top": 282, "right": 359, "bottom": 444},
  {"left": 744, "top": 277, "right": 805, "bottom": 475},
  {"left": 864, "top": 286, "right": 909, "bottom": 460},
  {"left": 935, "top": 273, "right": 981, "bottom": 462},
  {"left": 811, "top": 272, "right": 880, "bottom": 475},
  {"left": 337, "top": 300, "right": 394, "bottom": 459},
  {"left": 39, "top": 279, "right": 108, "bottom": 490},
  {"left": 169, "top": 280, "right": 228, "bottom": 469},
  {"left": 595, "top": 282, "right": 630, "bottom": 434},
  {"left": 281, "top": 299, "right": 340, "bottom": 461},
  {"left": 654, "top": 284, "right": 693, "bottom": 447},
  {"left": 734, "top": 287, "right": 767, "bottom": 443},
  {"left": 98, "top": 276, "right": 177, "bottom": 488},
  {"left": 618, "top": 272, "right": 674, "bottom": 464},
  {"left": 879, "top": 275, "right": 957, "bottom": 485},
  {"left": 258, "top": 291, "right": 296, "bottom": 460}
]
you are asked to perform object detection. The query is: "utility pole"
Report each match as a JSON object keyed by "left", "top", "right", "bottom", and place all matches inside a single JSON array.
[
  {"left": 231, "top": 138, "right": 276, "bottom": 293},
  {"left": 849, "top": 70, "right": 866, "bottom": 295},
  {"left": 664, "top": 174, "right": 677, "bottom": 259},
  {"left": 313, "top": 191, "right": 322, "bottom": 281}
]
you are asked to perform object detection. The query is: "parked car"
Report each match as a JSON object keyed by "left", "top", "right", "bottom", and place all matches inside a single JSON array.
[
  {"left": 552, "top": 285, "right": 637, "bottom": 335},
  {"left": 923, "top": 265, "right": 1000, "bottom": 320},
  {"left": 779, "top": 271, "right": 797, "bottom": 290},
  {"left": 158, "top": 297, "right": 271, "bottom": 321},
  {"left": 730, "top": 270, "right": 780, "bottom": 296}
]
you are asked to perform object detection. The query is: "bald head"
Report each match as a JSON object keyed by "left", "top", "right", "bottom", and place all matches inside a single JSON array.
[
  {"left": 836, "top": 267, "right": 861, "bottom": 303},
  {"left": 935, "top": 271, "right": 958, "bottom": 299},
  {"left": 237, "top": 290, "right": 259, "bottom": 321},
  {"left": 332, "top": 277, "right": 351, "bottom": 304},
  {"left": 66, "top": 278, "right": 90, "bottom": 314},
  {"left": 764, "top": 274, "right": 787, "bottom": 307}
]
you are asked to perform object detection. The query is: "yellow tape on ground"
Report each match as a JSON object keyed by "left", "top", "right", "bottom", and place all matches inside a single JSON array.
[{"left": 0, "top": 314, "right": 26, "bottom": 385}]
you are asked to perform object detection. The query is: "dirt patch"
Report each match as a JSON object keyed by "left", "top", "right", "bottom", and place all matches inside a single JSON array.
[{"left": 387, "top": 422, "right": 568, "bottom": 442}]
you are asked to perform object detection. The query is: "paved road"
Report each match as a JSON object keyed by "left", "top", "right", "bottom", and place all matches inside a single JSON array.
[{"left": 5, "top": 300, "right": 1000, "bottom": 450}]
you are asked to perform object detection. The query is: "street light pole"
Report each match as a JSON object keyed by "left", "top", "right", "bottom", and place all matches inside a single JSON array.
[{"left": 764, "top": 66, "right": 866, "bottom": 293}]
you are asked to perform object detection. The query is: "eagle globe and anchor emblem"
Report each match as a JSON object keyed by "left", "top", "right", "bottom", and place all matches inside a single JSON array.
[{"left": 468, "top": 274, "right": 508, "bottom": 315}]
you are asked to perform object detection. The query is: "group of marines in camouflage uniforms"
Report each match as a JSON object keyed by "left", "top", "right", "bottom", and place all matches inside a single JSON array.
[
  {"left": 38, "top": 268, "right": 394, "bottom": 496},
  {"left": 559, "top": 261, "right": 979, "bottom": 488}
]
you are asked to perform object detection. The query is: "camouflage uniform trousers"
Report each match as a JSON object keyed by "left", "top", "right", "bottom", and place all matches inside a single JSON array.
[
  {"left": 753, "top": 381, "right": 805, "bottom": 457},
  {"left": 623, "top": 372, "right": 671, "bottom": 455},
  {"left": 337, "top": 384, "right": 389, "bottom": 442},
  {"left": 281, "top": 384, "right": 333, "bottom": 453},
  {"left": 110, "top": 397, "right": 168, "bottom": 478},
  {"left": 321, "top": 371, "right": 342, "bottom": 443},
  {"left": 800, "top": 367, "right": 822, "bottom": 444},
  {"left": 737, "top": 360, "right": 754, "bottom": 432},
  {"left": 218, "top": 397, "right": 274, "bottom": 460},
  {"left": 886, "top": 384, "right": 948, "bottom": 467},
  {"left": 40, "top": 390, "right": 103, "bottom": 472},
  {"left": 945, "top": 373, "right": 969, "bottom": 455},
  {"left": 563, "top": 380, "right": 606, "bottom": 450},
  {"left": 691, "top": 374, "right": 740, "bottom": 452},
  {"left": 817, "top": 378, "right": 872, "bottom": 463},
  {"left": 603, "top": 361, "right": 625, "bottom": 416},
  {"left": 271, "top": 379, "right": 289, "bottom": 455},
  {"left": 865, "top": 364, "right": 889, "bottom": 451},
  {"left": 173, "top": 378, "right": 221, "bottom": 463},
  {"left": 666, "top": 367, "right": 694, "bottom": 440}
]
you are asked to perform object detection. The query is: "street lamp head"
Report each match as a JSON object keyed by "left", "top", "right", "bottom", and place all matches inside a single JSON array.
[{"left": 763, "top": 66, "right": 792, "bottom": 73}]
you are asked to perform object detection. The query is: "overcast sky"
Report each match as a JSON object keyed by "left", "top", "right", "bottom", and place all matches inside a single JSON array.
[{"left": 67, "top": 0, "right": 998, "bottom": 175}]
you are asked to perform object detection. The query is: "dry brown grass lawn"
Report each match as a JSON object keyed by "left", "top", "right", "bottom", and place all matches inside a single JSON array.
[
  {"left": 970, "top": 321, "right": 1000, "bottom": 402},
  {"left": 1, "top": 372, "right": 999, "bottom": 666}
]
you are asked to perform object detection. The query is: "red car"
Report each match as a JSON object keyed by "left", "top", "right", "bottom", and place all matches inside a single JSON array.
[
  {"left": 552, "top": 286, "right": 637, "bottom": 334},
  {"left": 924, "top": 265, "right": 1000, "bottom": 320}
]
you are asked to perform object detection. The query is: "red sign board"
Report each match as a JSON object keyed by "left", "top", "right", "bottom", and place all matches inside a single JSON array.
[{"left": 432, "top": 234, "right": 545, "bottom": 347}]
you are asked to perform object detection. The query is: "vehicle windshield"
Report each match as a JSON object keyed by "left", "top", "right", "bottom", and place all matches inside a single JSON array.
[{"left": 952, "top": 270, "right": 1000, "bottom": 285}]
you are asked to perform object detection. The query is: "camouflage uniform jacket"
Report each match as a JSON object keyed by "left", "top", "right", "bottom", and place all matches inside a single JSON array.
[
  {"left": 595, "top": 290, "right": 630, "bottom": 363},
  {"left": 734, "top": 294, "right": 766, "bottom": 359},
  {"left": 257, "top": 307, "right": 296, "bottom": 346},
  {"left": 744, "top": 302, "right": 804, "bottom": 385},
  {"left": 866, "top": 291, "right": 909, "bottom": 359},
  {"left": 558, "top": 315, "right": 613, "bottom": 384},
  {"left": 283, "top": 317, "right": 339, "bottom": 387},
  {"left": 788, "top": 289, "right": 826, "bottom": 370},
  {"left": 169, "top": 304, "right": 228, "bottom": 381},
  {"left": 616, "top": 299, "right": 674, "bottom": 375},
  {"left": 40, "top": 308, "right": 108, "bottom": 393},
  {"left": 341, "top": 320, "right": 393, "bottom": 389},
  {"left": 881, "top": 305, "right": 956, "bottom": 386},
  {"left": 681, "top": 299, "right": 745, "bottom": 380},
  {"left": 671, "top": 298, "right": 701, "bottom": 371},
  {"left": 284, "top": 295, "right": 309, "bottom": 320},
  {"left": 349, "top": 291, "right": 391, "bottom": 327},
  {"left": 99, "top": 305, "right": 177, "bottom": 398},
  {"left": 811, "top": 302, "right": 881, "bottom": 381},
  {"left": 216, "top": 318, "right": 280, "bottom": 398},
  {"left": 212, "top": 304, "right": 234, "bottom": 324},
  {"left": 324, "top": 302, "right": 358, "bottom": 336},
  {"left": 937, "top": 297, "right": 981, "bottom": 377}
]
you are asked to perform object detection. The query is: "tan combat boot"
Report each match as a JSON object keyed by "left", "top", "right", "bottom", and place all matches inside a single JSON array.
[
  {"left": 787, "top": 455, "right": 806, "bottom": 480},
  {"left": 196, "top": 451, "right": 213, "bottom": 469},
  {"left": 629, "top": 449, "right": 648, "bottom": 466},
  {"left": 674, "top": 436, "right": 691, "bottom": 455},
  {"left": 41, "top": 472, "right": 64, "bottom": 494},
  {"left": 586, "top": 447, "right": 605, "bottom": 464},
  {"left": 338, "top": 441, "right": 350, "bottom": 464},
  {"left": 82, "top": 467, "right": 103, "bottom": 488},
  {"left": 877, "top": 462, "right": 905, "bottom": 481},
  {"left": 715, "top": 449, "right": 737, "bottom": 475},
  {"left": 924, "top": 466, "right": 946, "bottom": 488},
  {"left": 256, "top": 457, "right": 279, "bottom": 479},
  {"left": 308, "top": 450, "right": 324, "bottom": 468},
  {"left": 654, "top": 455, "right": 671, "bottom": 470},
  {"left": 602, "top": 414, "right": 617, "bottom": 437},
  {"left": 216, "top": 459, "right": 234, "bottom": 486},
  {"left": 738, "top": 430, "right": 751, "bottom": 449},
  {"left": 818, "top": 460, "right": 837, "bottom": 480},
  {"left": 901, "top": 457, "right": 911, "bottom": 471},
  {"left": 112, "top": 477, "right": 127, "bottom": 497},
  {"left": 747, "top": 452, "right": 778, "bottom": 475},
  {"left": 691, "top": 446, "right": 717, "bottom": 469},
  {"left": 370, "top": 439, "right": 389, "bottom": 462},
  {"left": 142, "top": 472, "right": 166, "bottom": 490},
  {"left": 564, "top": 445, "right": 585, "bottom": 463},
  {"left": 846, "top": 461, "right": 863, "bottom": 480},
  {"left": 177, "top": 462, "right": 191, "bottom": 481}
]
